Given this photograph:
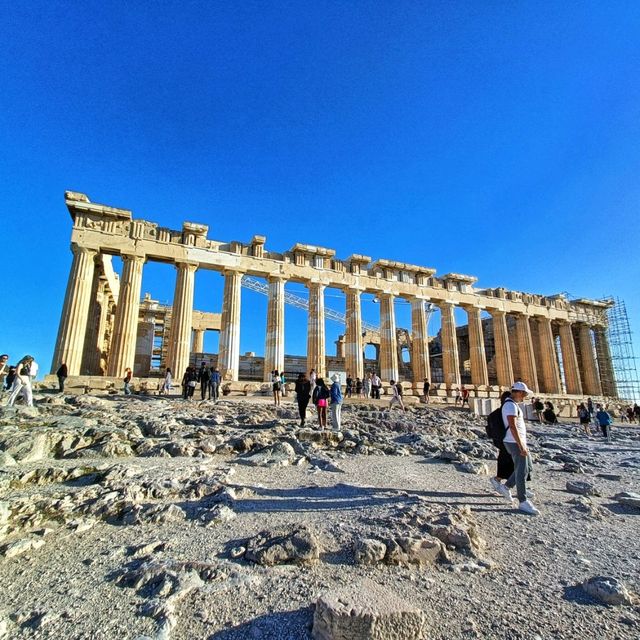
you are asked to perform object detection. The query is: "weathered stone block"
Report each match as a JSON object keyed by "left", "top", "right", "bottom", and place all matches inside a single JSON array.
[{"left": 312, "top": 578, "right": 427, "bottom": 640}]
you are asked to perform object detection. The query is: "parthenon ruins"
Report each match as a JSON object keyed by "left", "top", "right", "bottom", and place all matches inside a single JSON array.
[{"left": 51, "top": 191, "right": 618, "bottom": 400}]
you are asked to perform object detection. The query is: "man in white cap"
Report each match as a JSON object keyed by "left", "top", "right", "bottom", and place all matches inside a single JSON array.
[
  {"left": 329, "top": 374, "right": 343, "bottom": 431},
  {"left": 502, "top": 381, "right": 539, "bottom": 515}
]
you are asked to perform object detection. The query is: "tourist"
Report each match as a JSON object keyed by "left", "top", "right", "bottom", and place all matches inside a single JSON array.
[
  {"left": 160, "top": 368, "right": 172, "bottom": 395},
  {"left": 294, "top": 372, "right": 311, "bottom": 427},
  {"left": 309, "top": 368, "right": 317, "bottom": 389},
  {"left": 542, "top": 401, "right": 558, "bottom": 424},
  {"left": 329, "top": 374, "right": 343, "bottom": 430},
  {"left": 502, "top": 381, "right": 539, "bottom": 515},
  {"left": 312, "top": 377, "right": 330, "bottom": 429},
  {"left": 533, "top": 397, "right": 544, "bottom": 422},
  {"left": 5, "top": 366, "right": 16, "bottom": 391},
  {"left": 490, "top": 391, "right": 516, "bottom": 499},
  {"left": 272, "top": 369, "right": 282, "bottom": 407},
  {"left": 371, "top": 372, "right": 381, "bottom": 399},
  {"left": 198, "top": 361, "right": 211, "bottom": 400},
  {"left": 363, "top": 373, "right": 371, "bottom": 399},
  {"left": 355, "top": 377, "right": 363, "bottom": 397},
  {"left": 454, "top": 387, "right": 462, "bottom": 406},
  {"left": 595, "top": 404, "right": 613, "bottom": 441},
  {"left": 626, "top": 406, "right": 634, "bottom": 423},
  {"left": 280, "top": 371, "right": 287, "bottom": 397},
  {"left": 634, "top": 403, "right": 640, "bottom": 424},
  {"left": 460, "top": 385, "right": 470, "bottom": 407},
  {"left": 578, "top": 402, "right": 591, "bottom": 436},
  {"left": 123, "top": 368, "right": 133, "bottom": 395},
  {"left": 388, "top": 379, "right": 406, "bottom": 412},
  {"left": 7, "top": 355, "right": 35, "bottom": 407},
  {"left": 182, "top": 366, "right": 196, "bottom": 399},
  {"left": 0, "top": 354, "right": 9, "bottom": 394},
  {"left": 29, "top": 357, "right": 39, "bottom": 383},
  {"left": 345, "top": 373, "right": 353, "bottom": 398},
  {"left": 210, "top": 367, "right": 221, "bottom": 401},
  {"left": 422, "top": 378, "right": 430, "bottom": 404},
  {"left": 587, "top": 397, "right": 595, "bottom": 421},
  {"left": 56, "top": 363, "right": 68, "bottom": 393}
]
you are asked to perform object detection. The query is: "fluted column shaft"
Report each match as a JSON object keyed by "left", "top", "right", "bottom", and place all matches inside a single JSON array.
[
  {"left": 594, "top": 326, "right": 617, "bottom": 397},
  {"left": 578, "top": 324, "right": 602, "bottom": 396},
  {"left": 439, "top": 302, "right": 461, "bottom": 386},
  {"left": 306, "top": 282, "right": 326, "bottom": 376},
  {"left": 465, "top": 306, "right": 489, "bottom": 386},
  {"left": 167, "top": 262, "right": 198, "bottom": 377},
  {"left": 536, "top": 317, "right": 561, "bottom": 394},
  {"left": 264, "top": 276, "right": 286, "bottom": 380},
  {"left": 490, "top": 310, "right": 513, "bottom": 388},
  {"left": 514, "top": 313, "right": 539, "bottom": 392},
  {"left": 107, "top": 254, "right": 145, "bottom": 376},
  {"left": 410, "top": 297, "right": 431, "bottom": 387},
  {"left": 558, "top": 321, "right": 582, "bottom": 395},
  {"left": 218, "top": 270, "right": 243, "bottom": 381},
  {"left": 81, "top": 274, "right": 109, "bottom": 375},
  {"left": 192, "top": 329, "right": 205, "bottom": 354},
  {"left": 379, "top": 293, "right": 399, "bottom": 382},
  {"left": 345, "top": 288, "right": 364, "bottom": 380},
  {"left": 51, "top": 244, "right": 98, "bottom": 375}
]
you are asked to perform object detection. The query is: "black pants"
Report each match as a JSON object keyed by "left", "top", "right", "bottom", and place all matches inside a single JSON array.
[
  {"left": 201, "top": 380, "right": 210, "bottom": 400},
  {"left": 298, "top": 399, "right": 309, "bottom": 424},
  {"left": 496, "top": 442, "right": 514, "bottom": 480},
  {"left": 372, "top": 386, "right": 380, "bottom": 399},
  {"left": 57, "top": 376, "right": 66, "bottom": 393}
]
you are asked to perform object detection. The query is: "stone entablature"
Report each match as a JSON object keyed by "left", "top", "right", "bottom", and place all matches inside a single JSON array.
[{"left": 53, "top": 191, "right": 617, "bottom": 399}]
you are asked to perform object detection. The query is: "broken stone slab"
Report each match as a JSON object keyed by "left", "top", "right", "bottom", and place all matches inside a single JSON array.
[
  {"left": 582, "top": 576, "right": 635, "bottom": 606},
  {"left": 312, "top": 578, "right": 427, "bottom": 640},
  {"left": 384, "top": 536, "right": 446, "bottom": 567},
  {"left": 2, "top": 537, "right": 45, "bottom": 559},
  {"left": 456, "top": 461, "right": 489, "bottom": 475},
  {"left": 245, "top": 525, "right": 320, "bottom": 566},
  {"left": 613, "top": 492, "right": 640, "bottom": 509},
  {"left": 354, "top": 538, "right": 387, "bottom": 565},
  {"left": 566, "top": 480, "right": 600, "bottom": 497},
  {"left": 238, "top": 441, "right": 296, "bottom": 467}
]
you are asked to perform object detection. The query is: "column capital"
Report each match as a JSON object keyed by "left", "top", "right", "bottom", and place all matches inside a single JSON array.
[
  {"left": 71, "top": 243, "right": 97, "bottom": 257},
  {"left": 222, "top": 267, "right": 244, "bottom": 277},
  {"left": 267, "top": 274, "right": 287, "bottom": 283},
  {"left": 487, "top": 307, "right": 506, "bottom": 317},
  {"left": 175, "top": 260, "right": 199, "bottom": 271},
  {"left": 461, "top": 303, "right": 483, "bottom": 313},
  {"left": 121, "top": 253, "right": 146, "bottom": 265}
]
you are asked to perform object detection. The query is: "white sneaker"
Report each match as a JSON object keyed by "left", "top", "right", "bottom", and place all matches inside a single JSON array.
[
  {"left": 489, "top": 477, "right": 502, "bottom": 495},
  {"left": 496, "top": 483, "right": 513, "bottom": 501},
  {"left": 519, "top": 500, "right": 540, "bottom": 515}
]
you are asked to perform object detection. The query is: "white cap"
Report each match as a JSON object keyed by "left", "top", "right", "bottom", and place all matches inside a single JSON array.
[
  {"left": 330, "top": 374, "right": 340, "bottom": 382},
  {"left": 511, "top": 381, "right": 533, "bottom": 394}
]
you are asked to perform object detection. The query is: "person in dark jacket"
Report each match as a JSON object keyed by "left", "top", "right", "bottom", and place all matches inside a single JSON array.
[
  {"left": 56, "top": 363, "right": 68, "bottom": 393},
  {"left": 490, "top": 391, "right": 515, "bottom": 500},
  {"left": 198, "top": 362, "right": 211, "bottom": 400},
  {"left": 294, "top": 373, "right": 311, "bottom": 427}
]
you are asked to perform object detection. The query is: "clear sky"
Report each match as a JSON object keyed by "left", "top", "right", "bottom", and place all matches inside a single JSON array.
[{"left": 1, "top": 1, "right": 639, "bottom": 379}]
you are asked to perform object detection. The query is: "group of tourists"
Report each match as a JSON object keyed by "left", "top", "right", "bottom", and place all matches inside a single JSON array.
[
  {"left": 0, "top": 353, "right": 39, "bottom": 407},
  {"left": 340, "top": 372, "right": 383, "bottom": 399},
  {"left": 177, "top": 362, "right": 221, "bottom": 401}
]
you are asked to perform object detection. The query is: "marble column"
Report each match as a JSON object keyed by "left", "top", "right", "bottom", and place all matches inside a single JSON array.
[
  {"left": 192, "top": 329, "right": 205, "bottom": 355},
  {"left": 306, "top": 282, "right": 326, "bottom": 376},
  {"left": 81, "top": 271, "right": 109, "bottom": 375},
  {"left": 514, "top": 313, "right": 539, "bottom": 392},
  {"left": 218, "top": 269, "right": 243, "bottom": 381},
  {"left": 379, "top": 293, "right": 399, "bottom": 382},
  {"left": 535, "top": 317, "right": 561, "bottom": 394},
  {"left": 489, "top": 310, "right": 513, "bottom": 388},
  {"left": 410, "top": 297, "right": 431, "bottom": 387},
  {"left": 558, "top": 321, "right": 582, "bottom": 395},
  {"left": 107, "top": 254, "right": 145, "bottom": 376},
  {"left": 345, "top": 287, "right": 364, "bottom": 380},
  {"left": 593, "top": 325, "right": 617, "bottom": 397},
  {"left": 167, "top": 262, "right": 198, "bottom": 378},
  {"left": 464, "top": 305, "right": 489, "bottom": 387},
  {"left": 263, "top": 276, "right": 286, "bottom": 381},
  {"left": 51, "top": 244, "right": 98, "bottom": 375},
  {"left": 438, "top": 302, "right": 461, "bottom": 386},
  {"left": 578, "top": 323, "right": 602, "bottom": 396}
]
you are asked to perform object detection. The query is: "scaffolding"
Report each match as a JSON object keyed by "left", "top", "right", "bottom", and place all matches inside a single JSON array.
[{"left": 601, "top": 297, "right": 640, "bottom": 403}]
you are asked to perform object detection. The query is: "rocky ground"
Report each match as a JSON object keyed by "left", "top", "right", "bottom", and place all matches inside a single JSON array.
[{"left": 0, "top": 392, "right": 638, "bottom": 639}]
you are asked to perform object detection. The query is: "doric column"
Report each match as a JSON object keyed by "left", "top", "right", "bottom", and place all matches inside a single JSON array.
[
  {"left": 464, "top": 305, "right": 489, "bottom": 386},
  {"left": 307, "top": 282, "right": 326, "bottom": 376},
  {"left": 107, "top": 254, "right": 145, "bottom": 376},
  {"left": 438, "top": 302, "right": 461, "bottom": 386},
  {"left": 218, "top": 269, "right": 243, "bottom": 381},
  {"left": 578, "top": 323, "right": 602, "bottom": 396},
  {"left": 81, "top": 270, "right": 108, "bottom": 375},
  {"left": 51, "top": 244, "right": 98, "bottom": 375},
  {"left": 192, "top": 329, "right": 205, "bottom": 355},
  {"left": 514, "top": 313, "right": 539, "bottom": 392},
  {"left": 345, "top": 287, "right": 364, "bottom": 380},
  {"left": 379, "top": 293, "right": 399, "bottom": 382},
  {"left": 535, "top": 317, "right": 561, "bottom": 394},
  {"left": 410, "top": 297, "right": 431, "bottom": 387},
  {"left": 167, "top": 261, "right": 198, "bottom": 377},
  {"left": 593, "top": 325, "right": 617, "bottom": 397},
  {"left": 263, "top": 276, "right": 286, "bottom": 381},
  {"left": 489, "top": 310, "right": 513, "bottom": 388},
  {"left": 558, "top": 321, "right": 582, "bottom": 395}
]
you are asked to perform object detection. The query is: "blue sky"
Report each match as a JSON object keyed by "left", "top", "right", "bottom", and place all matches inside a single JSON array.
[{"left": 1, "top": 1, "right": 639, "bottom": 377}]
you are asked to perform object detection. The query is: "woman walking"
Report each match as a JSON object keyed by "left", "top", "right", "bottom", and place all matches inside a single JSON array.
[
  {"left": 578, "top": 402, "right": 591, "bottom": 436},
  {"left": 160, "top": 368, "right": 172, "bottom": 395},
  {"left": 272, "top": 370, "right": 282, "bottom": 407},
  {"left": 312, "top": 377, "right": 330, "bottom": 429},
  {"left": 123, "top": 368, "right": 133, "bottom": 396},
  {"left": 294, "top": 372, "right": 311, "bottom": 427}
]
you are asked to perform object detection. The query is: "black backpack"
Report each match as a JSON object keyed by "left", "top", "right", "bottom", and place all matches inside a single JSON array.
[
  {"left": 396, "top": 382, "right": 403, "bottom": 396},
  {"left": 486, "top": 399, "right": 514, "bottom": 445}
]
